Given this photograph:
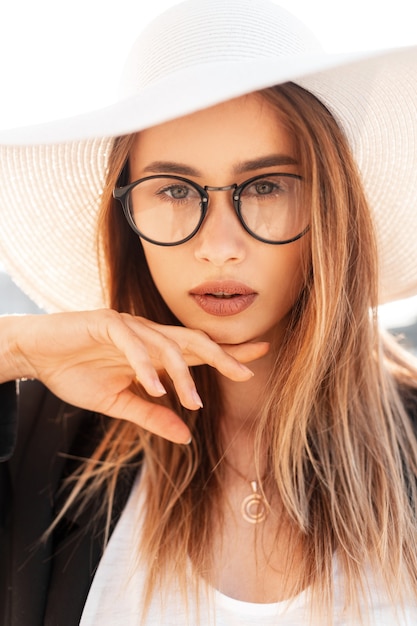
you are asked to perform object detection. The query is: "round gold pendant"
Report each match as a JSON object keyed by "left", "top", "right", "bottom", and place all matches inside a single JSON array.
[{"left": 241, "top": 481, "right": 268, "bottom": 524}]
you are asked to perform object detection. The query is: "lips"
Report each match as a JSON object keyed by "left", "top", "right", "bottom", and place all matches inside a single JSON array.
[{"left": 190, "top": 281, "right": 257, "bottom": 316}]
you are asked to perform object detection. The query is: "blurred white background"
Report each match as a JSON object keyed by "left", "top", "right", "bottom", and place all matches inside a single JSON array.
[
  {"left": 1, "top": 0, "right": 417, "bottom": 130},
  {"left": 0, "top": 0, "right": 416, "bottom": 351}
]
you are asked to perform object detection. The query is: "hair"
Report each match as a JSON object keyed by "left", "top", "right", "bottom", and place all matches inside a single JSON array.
[{"left": 60, "top": 83, "right": 417, "bottom": 624}]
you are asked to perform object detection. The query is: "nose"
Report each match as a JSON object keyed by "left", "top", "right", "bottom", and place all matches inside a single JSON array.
[{"left": 193, "top": 190, "right": 247, "bottom": 266}]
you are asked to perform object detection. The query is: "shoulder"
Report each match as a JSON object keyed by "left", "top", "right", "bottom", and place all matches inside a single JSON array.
[{"left": 0, "top": 379, "right": 102, "bottom": 463}]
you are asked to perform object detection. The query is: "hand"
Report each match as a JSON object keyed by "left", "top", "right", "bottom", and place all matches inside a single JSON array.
[{"left": 1, "top": 310, "right": 269, "bottom": 443}]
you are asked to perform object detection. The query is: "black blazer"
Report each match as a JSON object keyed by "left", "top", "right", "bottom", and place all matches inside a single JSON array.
[{"left": 0, "top": 380, "right": 136, "bottom": 626}]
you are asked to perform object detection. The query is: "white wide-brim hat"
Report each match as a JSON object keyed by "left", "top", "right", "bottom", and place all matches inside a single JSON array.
[{"left": 0, "top": 0, "right": 416, "bottom": 312}]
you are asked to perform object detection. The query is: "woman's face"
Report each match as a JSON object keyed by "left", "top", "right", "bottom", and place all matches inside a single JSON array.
[{"left": 129, "top": 94, "right": 309, "bottom": 345}]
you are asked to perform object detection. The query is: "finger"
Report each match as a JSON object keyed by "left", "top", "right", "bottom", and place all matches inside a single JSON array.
[
  {"left": 220, "top": 341, "right": 270, "bottom": 363},
  {"left": 107, "top": 316, "right": 203, "bottom": 410},
  {"left": 148, "top": 339, "right": 204, "bottom": 410},
  {"left": 103, "top": 389, "right": 192, "bottom": 444},
  {"left": 115, "top": 316, "right": 267, "bottom": 404},
  {"left": 132, "top": 318, "right": 266, "bottom": 379},
  {"left": 122, "top": 323, "right": 204, "bottom": 410},
  {"left": 171, "top": 332, "right": 262, "bottom": 381},
  {"left": 126, "top": 319, "right": 251, "bottom": 399},
  {"left": 102, "top": 315, "right": 168, "bottom": 395}
]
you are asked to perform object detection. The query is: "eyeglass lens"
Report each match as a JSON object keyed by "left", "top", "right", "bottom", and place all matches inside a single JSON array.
[{"left": 126, "top": 174, "right": 306, "bottom": 245}]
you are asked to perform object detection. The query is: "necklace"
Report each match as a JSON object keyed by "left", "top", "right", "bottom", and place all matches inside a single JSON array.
[
  {"left": 224, "top": 459, "right": 269, "bottom": 524},
  {"left": 241, "top": 480, "right": 268, "bottom": 524}
]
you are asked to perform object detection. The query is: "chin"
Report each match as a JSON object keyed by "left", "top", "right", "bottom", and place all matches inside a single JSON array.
[
  {"left": 177, "top": 308, "right": 287, "bottom": 345},
  {"left": 197, "top": 321, "right": 273, "bottom": 346},
  {"left": 209, "top": 319, "right": 288, "bottom": 347}
]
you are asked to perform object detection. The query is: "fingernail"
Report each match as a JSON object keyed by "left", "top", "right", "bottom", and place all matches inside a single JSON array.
[
  {"left": 184, "top": 436, "right": 192, "bottom": 445},
  {"left": 192, "top": 390, "right": 203, "bottom": 408},
  {"left": 239, "top": 364, "right": 254, "bottom": 376},
  {"left": 152, "top": 378, "right": 167, "bottom": 395}
]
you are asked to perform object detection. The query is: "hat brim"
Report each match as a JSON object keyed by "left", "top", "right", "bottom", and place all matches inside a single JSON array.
[
  {"left": 0, "top": 46, "right": 417, "bottom": 311},
  {"left": 0, "top": 49, "right": 393, "bottom": 146}
]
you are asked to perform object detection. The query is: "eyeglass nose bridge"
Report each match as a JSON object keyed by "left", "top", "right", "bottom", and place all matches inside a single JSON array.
[{"left": 202, "top": 183, "right": 240, "bottom": 207}]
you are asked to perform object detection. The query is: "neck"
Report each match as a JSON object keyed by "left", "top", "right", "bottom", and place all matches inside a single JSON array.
[
  {"left": 219, "top": 346, "right": 273, "bottom": 425},
  {"left": 217, "top": 348, "right": 275, "bottom": 478}
]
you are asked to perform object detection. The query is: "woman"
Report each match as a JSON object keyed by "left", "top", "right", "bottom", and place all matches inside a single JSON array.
[{"left": 1, "top": 0, "right": 417, "bottom": 624}]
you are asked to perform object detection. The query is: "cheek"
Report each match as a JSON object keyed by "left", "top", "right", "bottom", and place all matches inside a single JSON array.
[
  {"left": 270, "top": 239, "right": 309, "bottom": 286},
  {"left": 142, "top": 246, "right": 184, "bottom": 303},
  {"left": 267, "top": 241, "right": 309, "bottom": 308}
]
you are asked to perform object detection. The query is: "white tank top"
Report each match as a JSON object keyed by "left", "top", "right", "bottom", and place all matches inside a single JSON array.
[{"left": 80, "top": 473, "right": 417, "bottom": 625}]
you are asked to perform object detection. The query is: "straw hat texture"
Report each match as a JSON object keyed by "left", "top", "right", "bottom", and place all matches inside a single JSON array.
[{"left": 0, "top": 0, "right": 416, "bottom": 311}]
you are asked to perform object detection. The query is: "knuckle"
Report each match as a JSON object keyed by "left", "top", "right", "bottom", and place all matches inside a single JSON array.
[
  {"left": 102, "top": 308, "right": 122, "bottom": 322},
  {"left": 196, "top": 330, "right": 210, "bottom": 345},
  {"left": 99, "top": 309, "right": 124, "bottom": 332},
  {"left": 190, "top": 327, "right": 210, "bottom": 341},
  {"left": 156, "top": 337, "right": 183, "bottom": 360}
]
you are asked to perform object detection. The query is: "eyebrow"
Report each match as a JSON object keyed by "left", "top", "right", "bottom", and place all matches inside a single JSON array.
[
  {"left": 142, "top": 161, "right": 200, "bottom": 176},
  {"left": 141, "top": 154, "right": 298, "bottom": 177},
  {"left": 234, "top": 154, "right": 298, "bottom": 174}
]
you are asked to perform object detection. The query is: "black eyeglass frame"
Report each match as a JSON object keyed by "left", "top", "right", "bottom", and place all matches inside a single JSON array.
[{"left": 113, "top": 172, "right": 309, "bottom": 246}]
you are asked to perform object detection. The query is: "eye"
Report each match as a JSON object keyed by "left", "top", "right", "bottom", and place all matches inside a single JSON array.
[
  {"left": 254, "top": 181, "right": 275, "bottom": 195},
  {"left": 242, "top": 175, "right": 297, "bottom": 200},
  {"left": 155, "top": 182, "right": 201, "bottom": 204},
  {"left": 244, "top": 179, "right": 284, "bottom": 197},
  {"left": 160, "top": 184, "right": 190, "bottom": 199}
]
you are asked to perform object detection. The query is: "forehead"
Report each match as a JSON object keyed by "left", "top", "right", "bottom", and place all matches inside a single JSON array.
[{"left": 130, "top": 93, "right": 296, "bottom": 178}]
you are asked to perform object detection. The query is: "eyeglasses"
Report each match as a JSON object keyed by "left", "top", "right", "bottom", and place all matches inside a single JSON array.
[{"left": 113, "top": 173, "right": 309, "bottom": 246}]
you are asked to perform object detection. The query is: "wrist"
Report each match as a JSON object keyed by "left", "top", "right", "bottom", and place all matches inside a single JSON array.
[{"left": 0, "top": 315, "right": 37, "bottom": 382}]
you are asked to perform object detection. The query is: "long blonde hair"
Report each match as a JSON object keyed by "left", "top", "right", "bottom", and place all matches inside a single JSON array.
[{"left": 65, "top": 83, "right": 417, "bottom": 623}]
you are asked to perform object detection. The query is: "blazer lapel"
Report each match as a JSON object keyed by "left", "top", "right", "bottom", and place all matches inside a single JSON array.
[
  {"left": 7, "top": 381, "right": 85, "bottom": 626},
  {"left": 44, "top": 417, "right": 138, "bottom": 626}
]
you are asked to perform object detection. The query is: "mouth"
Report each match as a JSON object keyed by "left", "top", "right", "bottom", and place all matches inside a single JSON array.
[
  {"left": 190, "top": 281, "right": 257, "bottom": 316},
  {"left": 206, "top": 292, "right": 242, "bottom": 299}
]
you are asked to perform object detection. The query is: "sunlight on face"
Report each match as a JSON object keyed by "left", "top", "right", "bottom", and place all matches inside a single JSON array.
[{"left": 129, "top": 94, "right": 310, "bottom": 345}]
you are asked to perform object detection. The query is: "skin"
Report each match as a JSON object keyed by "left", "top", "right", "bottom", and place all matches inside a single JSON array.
[
  {"left": 130, "top": 94, "right": 307, "bottom": 348},
  {"left": 130, "top": 93, "right": 309, "bottom": 423}
]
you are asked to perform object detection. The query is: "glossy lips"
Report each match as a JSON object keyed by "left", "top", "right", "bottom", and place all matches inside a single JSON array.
[{"left": 190, "top": 281, "right": 257, "bottom": 316}]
